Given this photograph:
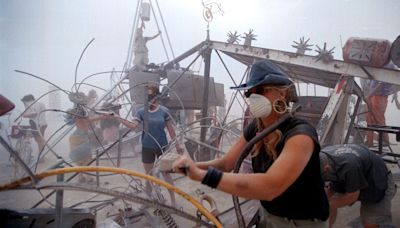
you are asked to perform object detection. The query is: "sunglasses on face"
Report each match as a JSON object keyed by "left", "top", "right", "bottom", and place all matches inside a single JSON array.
[{"left": 244, "top": 87, "right": 276, "bottom": 98}]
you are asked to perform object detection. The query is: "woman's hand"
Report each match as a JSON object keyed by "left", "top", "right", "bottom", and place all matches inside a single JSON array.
[{"left": 172, "top": 155, "right": 206, "bottom": 182}]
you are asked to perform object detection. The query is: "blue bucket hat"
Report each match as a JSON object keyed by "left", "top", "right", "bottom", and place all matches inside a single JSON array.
[{"left": 230, "top": 60, "right": 293, "bottom": 90}]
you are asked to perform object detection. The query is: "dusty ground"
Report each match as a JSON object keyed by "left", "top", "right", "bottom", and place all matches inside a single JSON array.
[{"left": 0, "top": 120, "right": 399, "bottom": 227}]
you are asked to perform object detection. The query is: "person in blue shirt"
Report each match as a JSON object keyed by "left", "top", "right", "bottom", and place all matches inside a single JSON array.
[{"left": 112, "top": 85, "right": 182, "bottom": 206}]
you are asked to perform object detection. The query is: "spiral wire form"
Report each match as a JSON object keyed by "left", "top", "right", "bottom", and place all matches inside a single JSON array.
[
  {"left": 4, "top": 31, "right": 271, "bottom": 227},
  {"left": 0, "top": 166, "right": 222, "bottom": 228}
]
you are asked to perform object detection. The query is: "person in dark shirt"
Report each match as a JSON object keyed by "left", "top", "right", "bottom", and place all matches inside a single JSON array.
[
  {"left": 320, "top": 144, "right": 397, "bottom": 228},
  {"left": 172, "top": 60, "right": 329, "bottom": 227}
]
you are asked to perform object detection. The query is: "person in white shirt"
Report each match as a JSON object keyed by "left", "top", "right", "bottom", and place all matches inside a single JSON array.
[{"left": 21, "top": 94, "right": 48, "bottom": 155}]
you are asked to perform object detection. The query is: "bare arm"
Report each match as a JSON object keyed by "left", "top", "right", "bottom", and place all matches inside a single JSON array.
[
  {"left": 165, "top": 119, "right": 183, "bottom": 153},
  {"left": 326, "top": 190, "right": 359, "bottom": 227},
  {"left": 325, "top": 183, "right": 335, "bottom": 198},
  {"left": 215, "top": 134, "right": 314, "bottom": 200},
  {"left": 146, "top": 31, "right": 161, "bottom": 41},
  {"left": 393, "top": 92, "right": 400, "bottom": 109},
  {"left": 328, "top": 191, "right": 359, "bottom": 209},
  {"left": 87, "top": 114, "right": 109, "bottom": 122},
  {"left": 174, "top": 134, "right": 314, "bottom": 201},
  {"left": 22, "top": 106, "right": 37, "bottom": 118},
  {"left": 22, "top": 113, "right": 36, "bottom": 118},
  {"left": 114, "top": 116, "right": 139, "bottom": 130}
]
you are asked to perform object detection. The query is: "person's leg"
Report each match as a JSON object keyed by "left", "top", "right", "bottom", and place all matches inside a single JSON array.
[
  {"left": 83, "top": 157, "right": 94, "bottom": 182},
  {"left": 31, "top": 131, "right": 39, "bottom": 149},
  {"left": 32, "top": 124, "right": 47, "bottom": 158},
  {"left": 366, "top": 98, "right": 375, "bottom": 146},
  {"left": 37, "top": 125, "right": 47, "bottom": 156},
  {"left": 32, "top": 134, "right": 45, "bottom": 162},
  {"left": 40, "top": 125, "right": 47, "bottom": 137},
  {"left": 76, "top": 160, "right": 87, "bottom": 182},
  {"left": 155, "top": 148, "right": 176, "bottom": 206},
  {"left": 360, "top": 173, "right": 397, "bottom": 227},
  {"left": 142, "top": 147, "right": 157, "bottom": 195},
  {"left": 162, "top": 172, "right": 176, "bottom": 207},
  {"left": 370, "top": 96, "right": 389, "bottom": 143},
  {"left": 328, "top": 207, "right": 337, "bottom": 228},
  {"left": 143, "top": 162, "right": 154, "bottom": 195}
]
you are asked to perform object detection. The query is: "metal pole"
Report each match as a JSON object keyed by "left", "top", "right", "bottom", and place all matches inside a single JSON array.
[
  {"left": 117, "top": 138, "right": 122, "bottom": 168},
  {"left": 96, "top": 149, "right": 100, "bottom": 186},
  {"left": 55, "top": 168, "right": 64, "bottom": 228},
  {"left": 200, "top": 45, "right": 212, "bottom": 161},
  {"left": 143, "top": 86, "right": 149, "bottom": 134},
  {"left": 378, "top": 132, "right": 383, "bottom": 154},
  {"left": 126, "top": 0, "right": 142, "bottom": 69}
]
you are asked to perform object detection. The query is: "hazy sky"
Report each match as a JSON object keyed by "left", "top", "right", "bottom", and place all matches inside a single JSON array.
[{"left": 1, "top": 0, "right": 400, "bottom": 121}]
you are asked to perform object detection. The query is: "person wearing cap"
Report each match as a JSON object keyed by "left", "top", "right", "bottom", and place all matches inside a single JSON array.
[
  {"left": 172, "top": 60, "right": 329, "bottom": 227},
  {"left": 20, "top": 94, "right": 48, "bottom": 157},
  {"left": 320, "top": 144, "right": 396, "bottom": 228},
  {"left": 111, "top": 85, "right": 183, "bottom": 207}
]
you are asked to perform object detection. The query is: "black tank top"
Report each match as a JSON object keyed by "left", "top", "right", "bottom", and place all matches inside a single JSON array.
[{"left": 243, "top": 117, "right": 329, "bottom": 220}]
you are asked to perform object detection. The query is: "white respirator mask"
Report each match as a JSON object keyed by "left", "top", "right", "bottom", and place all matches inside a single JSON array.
[{"left": 248, "top": 93, "right": 272, "bottom": 118}]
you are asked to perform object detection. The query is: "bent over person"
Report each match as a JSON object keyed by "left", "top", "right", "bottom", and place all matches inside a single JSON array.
[
  {"left": 172, "top": 60, "right": 329, "bottom": 227},
  {"left": 320, "top": 144, "right": 397, "bottom": 228}
]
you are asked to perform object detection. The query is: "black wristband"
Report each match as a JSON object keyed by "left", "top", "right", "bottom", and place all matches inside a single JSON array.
[{"left": 201, "top": 167, "right": 223, "bottom": 188}]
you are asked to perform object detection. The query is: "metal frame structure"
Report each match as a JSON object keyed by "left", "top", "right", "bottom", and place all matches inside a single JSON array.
[{"left": 159, "top": 39, "right": 400, "bottom": 147}]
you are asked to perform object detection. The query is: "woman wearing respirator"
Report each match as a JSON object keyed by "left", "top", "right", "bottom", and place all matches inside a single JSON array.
[{"left": 172, "top": 60, "right": 329, "bottom": 227}]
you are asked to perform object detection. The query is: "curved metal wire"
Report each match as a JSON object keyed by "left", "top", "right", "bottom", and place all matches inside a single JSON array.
[
  {"left": 14, "top": 70, "right": 70, "bottom": 97},
  {"left": 0, "top": 166, "right": 223, "bottom": 228},
  {"left": 36, "top": 182, "right": 214, "bottom": 227},
  {"left": 75, "top": 70, "right": 126, "bottom": 92},
  {"left": 74, "top": 38, "right": 95, "bottom": 92}
]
